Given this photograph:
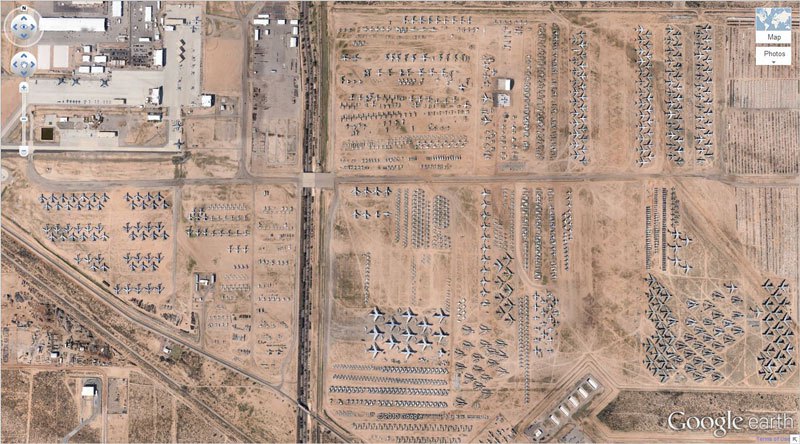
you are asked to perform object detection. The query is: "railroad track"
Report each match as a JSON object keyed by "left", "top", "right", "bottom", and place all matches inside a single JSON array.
[
  {"left": 1, "top": 241, "right": 254, "bottom": 443},
  {"left": 1, "top": 220, "right": 353, "bottom": 443}
]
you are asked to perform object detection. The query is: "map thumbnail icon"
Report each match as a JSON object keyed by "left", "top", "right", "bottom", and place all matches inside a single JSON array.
[
  {"left": 755, "top": 8, "right": 792, "bottom": 44},
  {"left": 756, "top": 8, "right": 791, "bottom": 31}
]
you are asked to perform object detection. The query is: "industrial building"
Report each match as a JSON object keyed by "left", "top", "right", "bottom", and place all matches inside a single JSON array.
[{"left": 39, "top": 17, "right": 108, "bottom": 32}]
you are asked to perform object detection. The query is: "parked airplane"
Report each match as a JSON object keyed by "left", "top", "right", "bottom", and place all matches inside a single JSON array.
[
  {"left": 367, "top": 343, "right": 383, "bottom": 359},
  {"left": 401, "top": 327, "right": 417, "bottom": 341},
  {"left": 400, "top": 308, "right": 417, "bottom": 322},
  {"left": 417, "top": 318, "right": 432, "bottom": 333},
  {"left": 369, "top": 306, "right": 384, "bottom": 321},
  {"left": 418, "top": 336, "right": 433, "bottom": 351},
  {"left": 433, "top": 328, "right": 449, "bottom": 343},
  {"left": 384, "top": 316, "right": 400, "bottom": 330},
  {"left": 401, "top": 345, "right": 416, "bottom": 360},
  {"left": 385, "top": 335, "right": 399, "bottom": 349},
  {"left": 366, "top": 325, "right": 384, "bottom": 341}
]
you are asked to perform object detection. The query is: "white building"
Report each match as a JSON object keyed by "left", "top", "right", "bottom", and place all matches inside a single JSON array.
[
  {"left": 112, "top": 1, "right": 124, "bottom": 17},
  {"left": 149, "top": 86, "right": 163, "bottom": 106},
  {"left": 496, "top": 77, "right": 513, "bottom": 91},
  {"left": 81, "top": 384, "right": 97, "bottom": 398},
  {"left": 153, "top": 49, "right": 165, "bottom": 66},
  {"left": 40, "top": 17, "right": 107, "bottom": 32},
  {"left": 201, "top": 94, "right": 215, "bottom": 108}
]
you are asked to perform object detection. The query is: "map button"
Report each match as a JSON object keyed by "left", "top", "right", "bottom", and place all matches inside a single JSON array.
[{"left": 755, "top": 7, "right": 792, "bottom": 44}]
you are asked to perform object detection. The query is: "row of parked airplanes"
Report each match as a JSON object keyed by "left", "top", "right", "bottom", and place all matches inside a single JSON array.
[
  {"left": 56, "top": 77, "right": 109, "bottom": 87},
  {"left": 351, "top": 186, "right": 392, "bottom": 197},
  {"left": 113, "top": 282, "right": 165, "bottom": 295}
]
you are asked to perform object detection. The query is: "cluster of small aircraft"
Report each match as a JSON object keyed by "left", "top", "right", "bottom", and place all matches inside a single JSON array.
[
  {"left": 124, "top": 191, "right": 170, "bottom": 210},
  {"left": 43, "top": 223, "right": 107, "bottom": 242},
  {"left": 38, "top": 192, "right": 108, "bottom": 211},
  {"left": 531, "top": 291, "right": 560, "bottom": 357},
  {"left": 122, "top": 252, "right": 164, "bottom": 272},
  {"left": 123, "top": 221, "right": 169, "bottom": 241},
  {"left": 73, "top": 253, "right": 109, "bottom": 272}
]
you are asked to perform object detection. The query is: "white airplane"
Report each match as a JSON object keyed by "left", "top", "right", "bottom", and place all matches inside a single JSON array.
[
  {"left": 367, "top": 343, "right": 383, "bottom": 359},
  {"left": 385, "top": 335, "right": 399, "bottom": 349},
  {"left": 681, "top": 263, "right": 693, "bottom": 274},
  {"left": 418, "top": 336, "right": 433, "bottom": 351},
  {"left": 417, "top": 318, "right": 433, "bottom": 333},
  {"left": 366, "top": 325, "right": 384, "bottom": 341},
  {"left": 400, "top": 308, "right": 417, "bottom": 322},
  {"left": 401, "top": 345, "right": 416, "bottom": 360},
  {"left": 681, "top": 235, "right": 693, "bottom": 246},
  {"left": 401, "top": 327, "right": 417, "bottom": 341},
  {"left": 670, "top": 227, "right": 682, "bottom": 240},
  {"left": 433, "top": 309, "right": 449, "bottom": 323},
  {"left": 384, "top": 316, "right": 400, "bottom": 329},
  {"left": 482, "top": 93, "right": 490, "bottom": 104},
  {"left": 433, "top": 328, "right": 449, "bottom": 343},
  {"left": 369, "top": 306, "right": 384, "bottom": 321},
  {"left": 352, "top": 187, "right": 362, "bottom": 196},
  {"left": 352, "top": 209, "right": 361, "bottom": 219}
]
